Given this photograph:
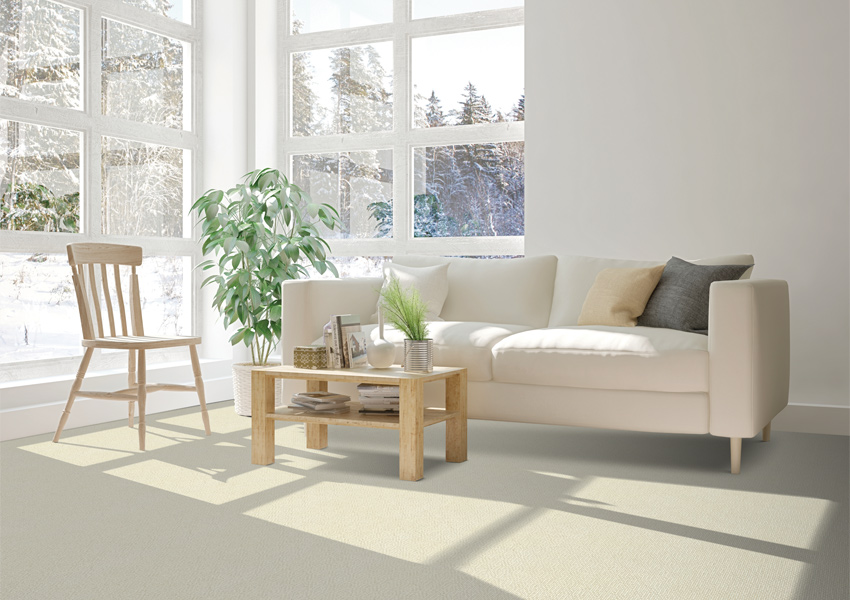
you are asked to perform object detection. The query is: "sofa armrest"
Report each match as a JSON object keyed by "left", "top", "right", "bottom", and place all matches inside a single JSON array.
[
  {"left": 281, "top": 277, "right": 382, "bottom": 365},
  {"left": 708, "top": 279, "right": 790, "bottom": 438}
]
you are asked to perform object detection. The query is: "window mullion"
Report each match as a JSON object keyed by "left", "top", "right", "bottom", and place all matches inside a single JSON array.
[
  {"left": 392, "top": 0, "right": 411, "bottom": 251},
  {"left": 86, "top": 4, "right": 103, "bottom": 240},
  {"left": 280, "top": 0, "right": 291, "bottom": 172}
]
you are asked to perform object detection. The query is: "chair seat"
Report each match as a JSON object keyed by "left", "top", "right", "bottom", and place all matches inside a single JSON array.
[{"left": 82, "top": 335, "right": 202, "bottom": 350}]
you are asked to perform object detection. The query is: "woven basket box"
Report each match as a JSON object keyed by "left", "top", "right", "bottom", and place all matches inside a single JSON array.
[{"left": 293, "top": 345, "right": 328, "bottom": 370}]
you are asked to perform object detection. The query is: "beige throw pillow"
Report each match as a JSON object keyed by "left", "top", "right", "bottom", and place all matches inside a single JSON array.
[{"left": 577, "top": 265, "right": 665, "bottom": 327}]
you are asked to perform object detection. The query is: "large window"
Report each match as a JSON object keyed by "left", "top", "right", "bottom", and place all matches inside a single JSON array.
[
  {"left": 284, "top": 0, "right": 524, "bottom": 260},
  {"left": 0, "top": 0, "right": 200, "bottom": 381}
]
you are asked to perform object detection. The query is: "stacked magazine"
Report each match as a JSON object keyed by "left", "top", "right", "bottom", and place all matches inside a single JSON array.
[
  {"left": 289, "top": 391, "right": 351, "bottom": 414},
  {"left": 357, "top": 383, "right": 400, "bottom": 414}
]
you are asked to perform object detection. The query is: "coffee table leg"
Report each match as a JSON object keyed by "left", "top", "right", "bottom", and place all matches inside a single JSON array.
[
  {"left": 399, "top": 378, "right": 424, "bottom": 481},
  {"left": 251, "top": 370, "right": 275, "bottom": 465},
  {"left": 306, "top": 380, "right": 328, "bottom": 449},
  {"left": 446, "top": 371, "right": 467, "bottom": 463}
]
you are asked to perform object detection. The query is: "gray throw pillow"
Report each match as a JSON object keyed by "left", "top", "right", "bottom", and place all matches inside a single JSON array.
[{"left": 637, "top": 257, "right": 753, "bottom": 334}]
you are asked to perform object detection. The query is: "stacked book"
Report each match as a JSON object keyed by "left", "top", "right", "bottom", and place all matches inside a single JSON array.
[
  {"left": 289, "top": 391, "right": 351, "bottom": 414},
  {"left": 323, "top": 314, "right": 363, "bottom": 369},
  {"left": 357, "top": 383, "right": 400, "bottom": 414}
]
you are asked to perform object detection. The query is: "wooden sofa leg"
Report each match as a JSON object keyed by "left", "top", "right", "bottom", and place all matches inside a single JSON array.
[
  {"left": 730, "top": 438, "right": 742, "bottom": 474},
  {"left": 762, "top": 421, "right": 771, "bottom": 442}
]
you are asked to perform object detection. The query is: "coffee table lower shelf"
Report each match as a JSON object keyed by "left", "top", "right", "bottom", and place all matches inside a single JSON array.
[{"left": 269, "top": 406, "right": 459, "bottom": 429}]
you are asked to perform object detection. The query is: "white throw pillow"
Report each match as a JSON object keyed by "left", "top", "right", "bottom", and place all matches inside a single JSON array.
[{"left": 372, "top": 262, "right": 449, "bottom": 322}]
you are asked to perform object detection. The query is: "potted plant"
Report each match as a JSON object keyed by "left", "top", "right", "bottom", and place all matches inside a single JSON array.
[
  {"left": 379, "top": 276, "right": 433, "bottom": 373},
  {"left": 192, "top": 168, "right": 342, "bottom": 415}
]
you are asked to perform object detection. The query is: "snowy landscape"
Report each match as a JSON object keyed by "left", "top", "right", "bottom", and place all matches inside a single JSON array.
[{"left": 0, "top": 253, "right": 187, "bottom": 365}]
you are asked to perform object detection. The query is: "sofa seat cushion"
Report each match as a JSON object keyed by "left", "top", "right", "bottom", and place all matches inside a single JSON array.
[
  {"left": 363, "top": 322, "right": 532, "bottom": 382},
  {"left": 491, "top": 326, "right": 708, "bottom": 392}
]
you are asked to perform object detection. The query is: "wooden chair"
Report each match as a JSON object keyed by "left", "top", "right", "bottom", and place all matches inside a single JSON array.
[{"left": 53, "top": 243, "right": 211, "bottom": 449}]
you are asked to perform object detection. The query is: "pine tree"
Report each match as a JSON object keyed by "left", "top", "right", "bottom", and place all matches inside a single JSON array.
[
  {"left": 329, "top": 44, "right": 391, "bottom": 135},
  {"left": 510, "top": 94, "right": 525, "bottom": 122},
  {"left": 457, "top": 82, "right": 492, "bottom": 125},
  {"left": 291, "top": 19, "right": 318, "bottom": 136},
  {"left": 425, "top": 91, "right": 445, "bottom": 128}
]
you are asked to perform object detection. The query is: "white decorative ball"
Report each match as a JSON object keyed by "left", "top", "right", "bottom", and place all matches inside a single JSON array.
[{"left": 367, "top": 338, "right": 395, "bottom": 369}]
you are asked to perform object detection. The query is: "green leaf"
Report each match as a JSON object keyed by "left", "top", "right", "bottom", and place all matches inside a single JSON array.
[
  {"left": 269, "top": 305, "right": 282, "bottom": 321},
  {"left": 229, "top": 329, "right": 246, "bottom": 345},
  {"left": 256, "top": 321, "right": 272, "bottom": 341},
  {"left": 285, "top": 244, "right": 301, "bottom": 262}
]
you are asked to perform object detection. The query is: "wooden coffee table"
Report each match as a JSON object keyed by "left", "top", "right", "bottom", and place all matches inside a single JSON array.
[{"left": 251, "top": 365, "right": 467, "bottom": 481}]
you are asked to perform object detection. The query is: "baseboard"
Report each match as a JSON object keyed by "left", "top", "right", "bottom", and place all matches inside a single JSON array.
[
  {"left": 0, "top": 360, "right": 234, "bottom": 442},
  {"left": 772, "top": 403, "right": 850, "bottom": 436}
]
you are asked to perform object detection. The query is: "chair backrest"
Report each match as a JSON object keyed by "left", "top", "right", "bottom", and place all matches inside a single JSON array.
[{"left": 66, "top": 243, "right": 144, "bottom": 339}]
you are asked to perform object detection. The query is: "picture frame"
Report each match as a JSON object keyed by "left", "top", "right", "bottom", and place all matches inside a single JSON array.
[{"left": 348, "top": 331, "right": 368, "bottom": 368}]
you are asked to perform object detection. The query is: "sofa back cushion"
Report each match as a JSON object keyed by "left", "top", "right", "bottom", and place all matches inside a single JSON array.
[
  {"left": 391, "top": 255, "right": 558, "bottom": 327},
  {"left": 548, "top": 254, "right": 755, "bottom": 327}
]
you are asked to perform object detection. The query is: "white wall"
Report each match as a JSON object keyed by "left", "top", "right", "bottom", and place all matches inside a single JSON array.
[
  {"left": 201, "top": 0, "right": 251, "bottom": 363},
  {"left": 525, "top": 0, "right": 849, "bottom": 409}
]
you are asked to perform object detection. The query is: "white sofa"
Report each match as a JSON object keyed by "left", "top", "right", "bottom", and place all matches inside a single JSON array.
[{"left": 281, "top": 254, "right": 790, "bottom": 473}]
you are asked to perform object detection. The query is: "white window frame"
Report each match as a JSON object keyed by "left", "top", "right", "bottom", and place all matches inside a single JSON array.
[
  {"left": 278, "top": 0, "right": 524, "bottom": 258},
  {"left": 0, "top": 0, "right": 203, "bottom": 380}
]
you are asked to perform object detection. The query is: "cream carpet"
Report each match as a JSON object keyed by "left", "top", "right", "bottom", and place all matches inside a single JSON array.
[{"left": 1, "top": 403, "right": 847, "bottom": 600}]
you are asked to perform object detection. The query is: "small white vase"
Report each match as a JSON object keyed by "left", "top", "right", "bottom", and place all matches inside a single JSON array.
[{"left": 367, "top": 308, "right": 396, "bottom": 369}]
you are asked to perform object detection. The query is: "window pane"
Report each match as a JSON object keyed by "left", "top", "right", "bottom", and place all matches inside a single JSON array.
[
  {"left": 413, "top": 142, "right": 524, "bottom": 237},
  {"left": 292, "top": 42, "right": 392, "bottom": 136},
  {"left": 291, "top": 0, "right": 391, "bottom": 34},
  {"left": 124, "top": 255, "right": 190, "bottom": 337},
  {"left": 0, "top": 253, "right": 189, "bottom": 367},
  {"left": 119, "top": 0, "right": 191, "bottom": 24},
  {"left": 413, "top": 0, "right": 522, "bottom": 20},
  {"left": 304, "top": 256, "right": 386, "bottom": 279},
  {"left": 102, "top": 19, "right": 188, "bottom": 130},
  {"left": 102, "top": 136, "right": 187, "bottom": 237},
  {"left": 413, "top": 28, "right": 524, "bottom": 128},
  {"left": 0, "top": 0, "right": 82, "bottom": 108},
  {"left": 292, "top": 150, "right": 392, "bottom": 239},
  {"left": 0, "top": 253, "right": 82, "bottom": 364},
  {"left": 1, "top": 120, "right": 81, "bottom": 232}
]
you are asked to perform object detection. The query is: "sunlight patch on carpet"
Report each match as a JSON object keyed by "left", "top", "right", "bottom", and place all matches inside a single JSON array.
[
  {"left": 458, "top": 507, "right": 806, "bottom": 599},
  {"left": 244, "top": 481, "right": 526, "bottom": 563},
  {"left": 104, "top": 459, "right": 303, "bottom": 504},
  {"left": 20, "top": 425, "right": 200, "bottom": 466},
  {"left": 572, "top": 476, "right": 833, "bottom": 549}
]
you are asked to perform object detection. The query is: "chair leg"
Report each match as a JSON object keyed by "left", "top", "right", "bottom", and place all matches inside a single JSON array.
[
  {"left": 730, "top": 437, "right": 742, "bottom": 474},
  {"left": 53, "top": 348, "right": 94, "bottom": 443},
  {"left": 762, "top": 421, "right": 771, "bottom": 442},
  {"left": 137, "top": 350, "right": 147, "bottom": 451},
  {"left": 128, "top": 350, "right": 136, "bottom": 428},
  {"left": 189, "top": 345, "right": 211, "bottom": 436}
]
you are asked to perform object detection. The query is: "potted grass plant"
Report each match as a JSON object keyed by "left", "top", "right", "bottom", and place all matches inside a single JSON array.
[
  {"left": 192, "top": 168, "right": 342, "bottom": 415},
  {"left": 379, "top": 276, "right": 433, "bottom": 373}
]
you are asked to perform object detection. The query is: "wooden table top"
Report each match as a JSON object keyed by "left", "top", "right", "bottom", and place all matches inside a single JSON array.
[{"left": 253, "top": 364, "right": 466, "bottom": 385}]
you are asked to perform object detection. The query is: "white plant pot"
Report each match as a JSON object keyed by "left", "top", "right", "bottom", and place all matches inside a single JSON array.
[{"left": 232, "top": 362, "right": 284, "bottom": 417}]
